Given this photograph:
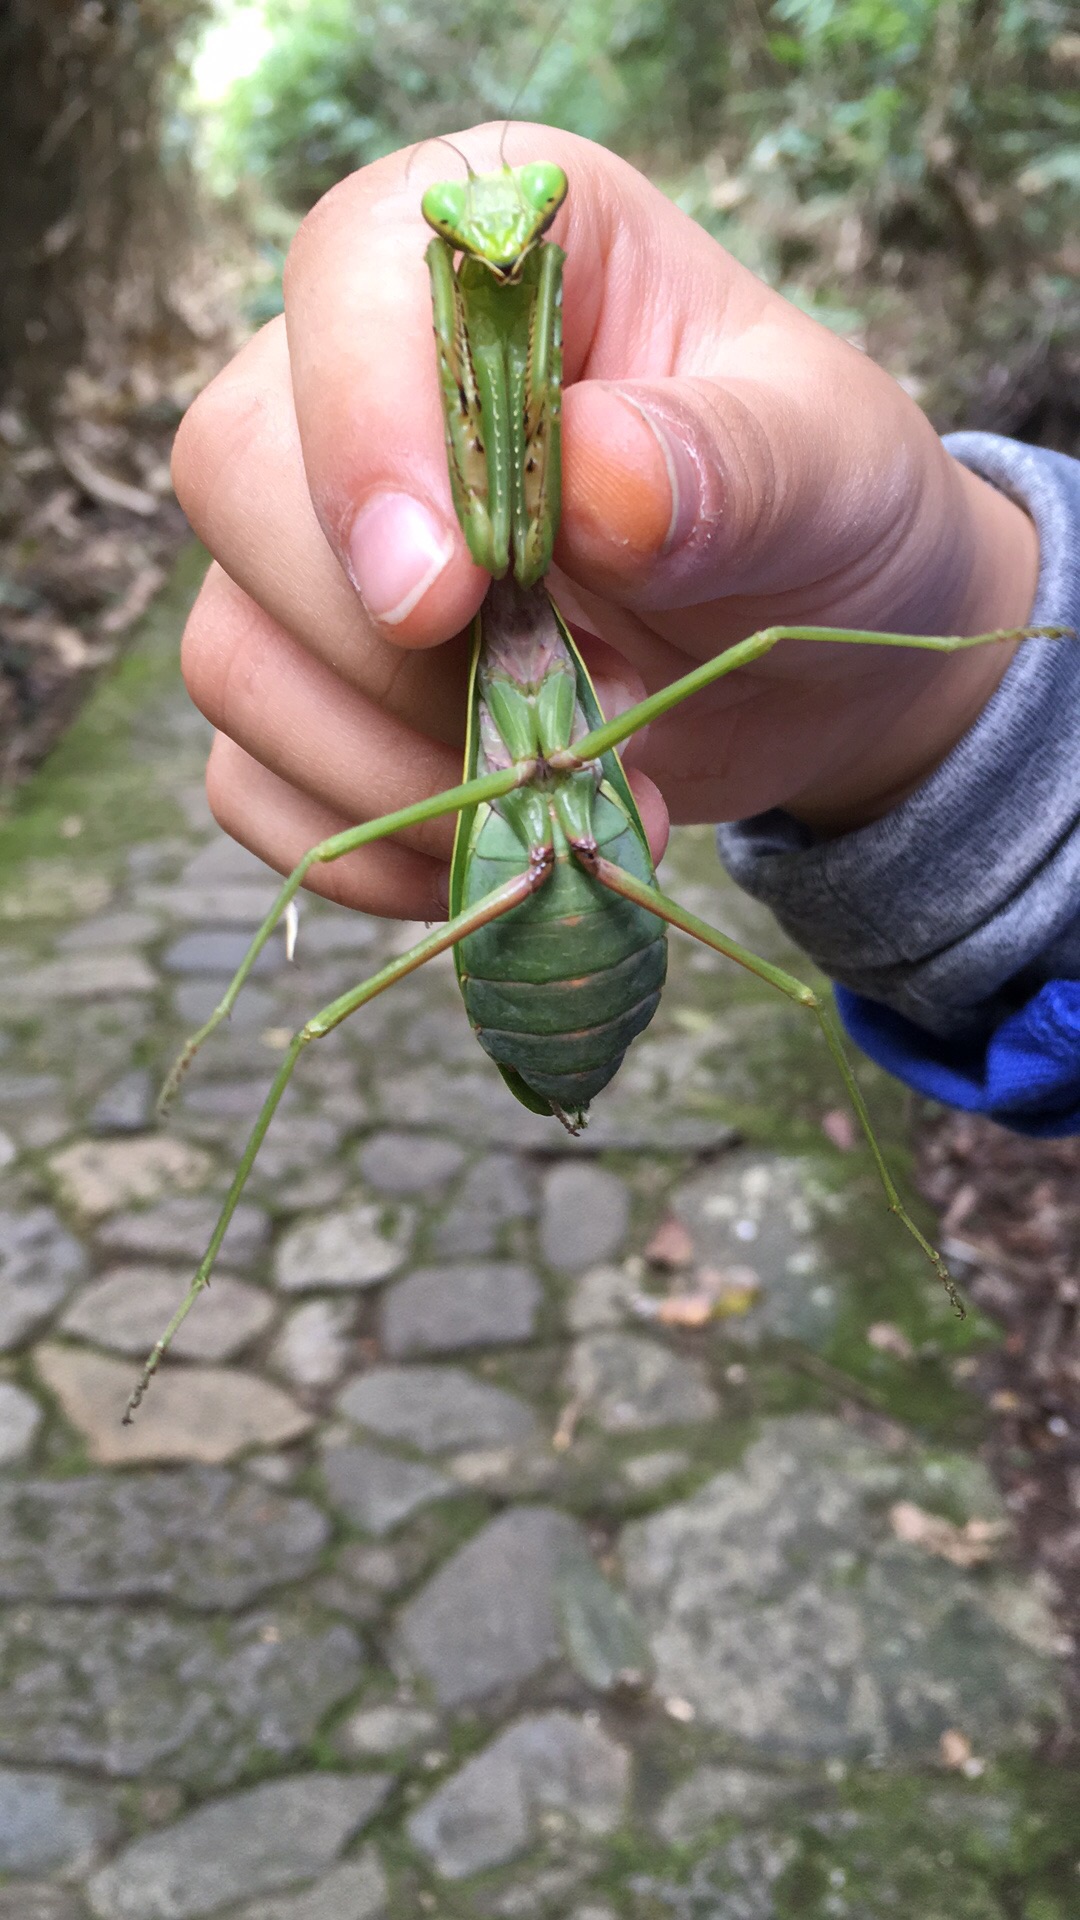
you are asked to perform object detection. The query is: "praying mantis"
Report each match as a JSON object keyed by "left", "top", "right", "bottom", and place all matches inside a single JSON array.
[{"left": 125, "top": 145, "right": 1064, "bottom": 1420}]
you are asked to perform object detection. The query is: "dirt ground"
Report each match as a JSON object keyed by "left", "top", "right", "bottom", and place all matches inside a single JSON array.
[{"left": 919, "top": 1114, "right": 1080, "bottom": 1751}]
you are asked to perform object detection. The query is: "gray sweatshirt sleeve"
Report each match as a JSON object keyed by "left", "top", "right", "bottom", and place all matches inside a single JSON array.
[{"left": 716, "top": 432, "right": 1080, "bottom": 1041}]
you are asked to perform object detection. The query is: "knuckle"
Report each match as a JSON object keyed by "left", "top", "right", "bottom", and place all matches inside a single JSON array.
[
  {"left": 204, "top": 734, "right": 241, "bottom": 834},
  {"left": 284, "top": 167, "right": 380, "bottom": 297},
  {"left": 171, "top": 321, "right": 285, "bottom": 528},
  {"left": 179, "top": 569, "right": 234, "bottom": 721}
]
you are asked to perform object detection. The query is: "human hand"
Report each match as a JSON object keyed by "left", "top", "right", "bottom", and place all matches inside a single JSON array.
[{"left": 173, "top": 124, "right": 1038, "bottom": 918}]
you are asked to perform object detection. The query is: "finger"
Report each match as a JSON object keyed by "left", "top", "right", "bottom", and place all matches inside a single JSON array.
[
  {"left": 182, "top": 566, "right": 467, "bottom": 861},
  {"left": 205, "top": 734, "right": 448, "bottom": 920},
  {"left": 171, "top": 322, "right": 468, "bottom": 744},
  {"left": 624, "top": 769, "right": 669, "bottom": 870}
]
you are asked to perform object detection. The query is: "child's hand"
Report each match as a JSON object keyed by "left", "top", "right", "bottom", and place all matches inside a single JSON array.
[{"left": 173, "top": 125, "right": 1038, "bottom": 919}]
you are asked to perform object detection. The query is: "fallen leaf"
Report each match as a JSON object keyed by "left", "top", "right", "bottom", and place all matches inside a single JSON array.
[
  {"left": 889, "top": 1500, "right": 1007, "bottom": 1567},
  {"left": 867, "top": 1321, "right": 915, "bottom": 1361},
  {"left": 634, "top": 1293, "right": 716, "bottom": 1328},
  {"left": 552, "top": 1395, "right": 583, "bottom": 1452},
  {"left": 644, "top": 1216, "right": 695, "bottom": 1269},
  {"left": 821, "top": 1108, "right": 857, "bottom": 1151},
  {"left": 939, "top": 1728, "right": 972, "bottom": 1770},
  {"left": 632, "top": 1266, "right": 761, "bottom": 1328}
]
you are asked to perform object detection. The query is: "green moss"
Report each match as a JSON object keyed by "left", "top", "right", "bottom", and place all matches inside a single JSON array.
[{"left": 0, "top": 545, "right": 205, "bottom": 899}]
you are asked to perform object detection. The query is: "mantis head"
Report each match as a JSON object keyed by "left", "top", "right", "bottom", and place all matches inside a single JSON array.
[{"left": 422, "top": 161, "right": 568, "bottom": 282}]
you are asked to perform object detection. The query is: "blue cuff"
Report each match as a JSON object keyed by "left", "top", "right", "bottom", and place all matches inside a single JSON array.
[{"left": 836, "top": 980, "right": 1080, "bottom": 1138}]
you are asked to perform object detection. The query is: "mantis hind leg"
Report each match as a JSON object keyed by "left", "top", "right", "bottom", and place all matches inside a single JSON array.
[
  {"left": 128, "top": 857, "right": 552, "bottom": 1421},
  {"left": 576, "top": 846, "right": 962, "bottom": 1315},
  {"left": 157, "top": 759, "right": 531, "bottom": 1109}
]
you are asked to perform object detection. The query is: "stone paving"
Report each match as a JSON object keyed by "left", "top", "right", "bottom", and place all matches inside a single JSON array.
[{"left": 0, "top": 552, "right": 1077, "bottom": 1917}]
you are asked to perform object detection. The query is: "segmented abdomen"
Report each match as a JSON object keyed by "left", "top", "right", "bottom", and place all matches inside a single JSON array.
[{"left": 458, "top": 791, "right": 667, "bottom": 1111}]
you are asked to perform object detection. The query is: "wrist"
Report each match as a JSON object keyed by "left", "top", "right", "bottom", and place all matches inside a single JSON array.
[{"left": 787, "top": 455, "right": 1039, "bottom": 836}]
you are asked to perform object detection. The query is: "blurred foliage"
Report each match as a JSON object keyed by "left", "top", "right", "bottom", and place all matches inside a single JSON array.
[{"left": 199, "top": 0, "right": 1080, "bottom": 435}]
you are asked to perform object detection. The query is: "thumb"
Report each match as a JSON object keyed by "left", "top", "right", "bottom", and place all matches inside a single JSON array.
[{"left": 557, "top": 361, "right": 915, "bottom": 619}]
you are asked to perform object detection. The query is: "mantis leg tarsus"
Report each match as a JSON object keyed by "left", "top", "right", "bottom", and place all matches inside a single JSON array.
[
  {"left": 131, "top": 860, "right": 550, "bottom": 1421},
  {"left": 579, "top": 847, "right": 962, "bottom": 1312}
]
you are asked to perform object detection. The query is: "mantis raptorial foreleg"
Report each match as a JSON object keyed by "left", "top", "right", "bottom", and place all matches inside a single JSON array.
[{"left": 127, "top": 856, "right": 554, "bottom": 1422}]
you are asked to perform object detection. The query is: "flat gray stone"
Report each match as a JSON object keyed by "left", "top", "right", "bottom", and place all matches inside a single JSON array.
[
  {"left": 554, "top": 1544, "right": 653, "bottom": 1693},
  {"left": 621, "top": 1448, "right": 690, "bottom": 1491},
  {"left": 171, "top": 979, "right": 274, "bottom": 1032},
  {"left": 0, "top": 1072, "right": 62, "bottom": 1108},
  {"left": 0, "top": 1886, "right": 82, "bottom": 1920},
  {"left": 0, "top": 1766, "right": 120, "bottom": 1873},
  {"left": 162, "top": 930, "right": 278, "bottom": 976},
  {"left": 539, "top": 1164, "right": 631, "bottom": 1272},
  {"left": 48, "top": 1136, "right": 214, "bottom": 1220},
  {"left": 0, "top": 1379, "right": 43, "bottom": 1462},
  {"left": 231, "top": 1853, "right": 389, "bottom": 1920},
  {"left": 94, "top": 1194, "right": 269, "bottom": 1268},
  {"left": 630, "top": 1830, "right": 798, "bottom": 1920},
  {"left": 0, "top": 860, "right": 110, "bottom": 922},
  {"left": 183, "top": 837, "right": 279, "bottom": 885},
  {"left": 408, "top": 1710, "right": 630, "bottom": 1879},
  {"left": 1, "top": 1607, "right": 361, "bottom": 1785},
  {"left": 177, "top": 1078, "right": 296, "bottom": 1125},
  {"left": 0, "top": 1206, "right": 87, "bottom": 1351},
  {"left": 432, "top": 1154, "right": 536, "bottom": 1257},
  {"left": 621, "top": 1413, "right": 1062, "bottom": 1761},
  {"left": 0, "top": 1468, "right": 328, "bottom": 1605},
  {"left": 271, "top": 1297, "right": 355, "bottom": 1388},
  {"left": 337, "top": 1363, "right": 537, "bottom": 1454},
  {"left": 56, "top": 910, "right": 160, "bottom": 952},
  {"left": 565, "top": 1261, "right": 643, "bottom": 1333},
  {"left": 34, "top": 1345, "right": 313, "bottom": 1466},
  {"left": 86, "top": 1773, "right": 388, "bottom": 1920},
  {"left": 286, "top": 910, "right": 378, "bottom": 957},
  {"left": 91, "top": 1069, "right": 155, "bottom": 1135},
  {"left": 332, "top": 1539, "right": 426, "bottom": 1597},
  {"left": 670, "top": 1151, "right": 835, "bottom": 1345},
  {"left": 6, "top": 951, "right": 157, "bottom": 1003},
  {"left": 397, "top": 1505, "right": 589, "bottom": 1706},
  {"left": 274, "top": 1202, "right": 413, "bottom": 1292},
  {"left": 142, "top": 881, "right": 281, "bottom": 924},
  {"left": 567, "top": 1331, "right": 720, "bottom": 1431},
  {"left": 246, "top": 1116, "right": 355, "bottom": 1196},
  {"left": 655, "top": 1765, "right": 799, "bottom": 1843},
  {"left": 377, "top": 1065, "right": 729, "bottom": 1154},
  {"left": 60, "top": 1264, "right": 275, "bottom": 1360},
  {"left": 336, "top": 1703, "right": 439, "bottom": 1758},
  {"left": 355, "top": 1130, "right": 466, "bottom": 1193},
  {"left": 322, "top": 1442, "right": 453, "bottom": 1536},
  {"left": 380, "top": 1261, "right": 541, "bottom": 1357}
]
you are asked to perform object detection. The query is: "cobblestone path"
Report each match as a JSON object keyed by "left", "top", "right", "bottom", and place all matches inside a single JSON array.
[{"left": 0, "top": 554, "right": 1077, "bottom": 1918}]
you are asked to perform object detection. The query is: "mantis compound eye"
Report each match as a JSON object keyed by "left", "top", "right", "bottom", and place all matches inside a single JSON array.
[
  {"left": 518, "top": 162, "right": 568, "bottom": 231},
  {"left": 421, "top": 180, "right": 468, "bottom": 237}
]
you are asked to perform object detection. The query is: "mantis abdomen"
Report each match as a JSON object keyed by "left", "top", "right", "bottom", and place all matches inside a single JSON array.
[{"left": 459, "top": 791, "right": 667, "bottom": 1111}]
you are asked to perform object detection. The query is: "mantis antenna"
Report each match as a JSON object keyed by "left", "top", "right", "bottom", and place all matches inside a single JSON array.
[
  {"left": 405, "top": 133, "right": 476, "bottom": 187},
  {"left": 497, "top": 3, "right": 569, "bottom": 165}
]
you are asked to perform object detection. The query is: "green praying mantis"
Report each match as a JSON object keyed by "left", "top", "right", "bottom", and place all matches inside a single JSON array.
[{"left": 125, "top": 143, "right": 1064, "bottom": 1420}]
